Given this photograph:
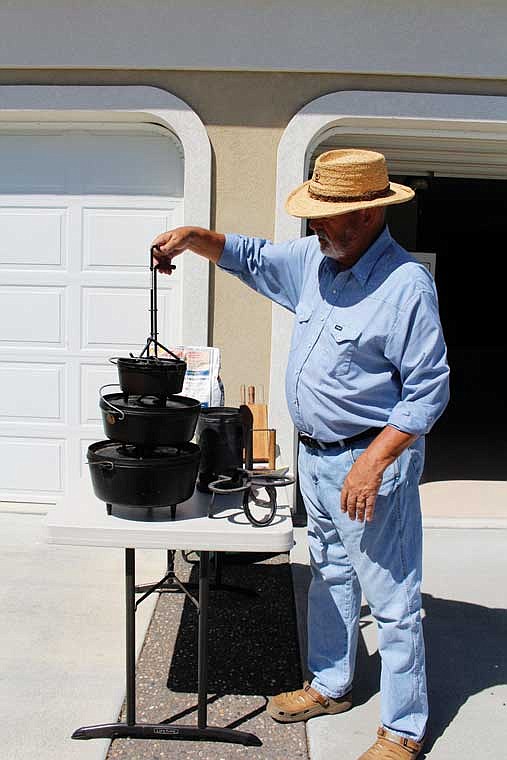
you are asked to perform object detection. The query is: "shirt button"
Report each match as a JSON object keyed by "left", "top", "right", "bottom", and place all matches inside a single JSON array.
[
  {"left": 320, "top": 317, "right": 324, "bottom": 321},
  {"left": 332, "top": 289, "right": 336, "bottom": 294}
]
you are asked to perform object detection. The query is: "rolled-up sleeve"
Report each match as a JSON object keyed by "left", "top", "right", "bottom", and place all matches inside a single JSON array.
[
  {"left": 218, "top": 233, "right": 309, "bottom": 312},
  {"left": 385, "top": 288, "right": 450, "bottom": 436}
]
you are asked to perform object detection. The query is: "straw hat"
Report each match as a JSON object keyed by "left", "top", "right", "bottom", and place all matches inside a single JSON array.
[{"left": 285, "top": 148, "right": 414, "bottom": 219}]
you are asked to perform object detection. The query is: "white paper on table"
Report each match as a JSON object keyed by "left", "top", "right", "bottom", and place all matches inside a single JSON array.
[{"left": 160, "top": 345, "right": 224, "bottom": 407}]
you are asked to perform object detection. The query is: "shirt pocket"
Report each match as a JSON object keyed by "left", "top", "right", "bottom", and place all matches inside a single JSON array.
[
  {"left": 289, "top": 305, "right": 313, "bottom": 352},
  {"left": 329, "top": 322, "right": 362, "bottom": 377}
]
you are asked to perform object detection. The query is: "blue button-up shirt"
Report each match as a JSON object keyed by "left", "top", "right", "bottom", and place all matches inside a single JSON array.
[{"left": 219, "top": 227, "right": 450, "bottom": 441}]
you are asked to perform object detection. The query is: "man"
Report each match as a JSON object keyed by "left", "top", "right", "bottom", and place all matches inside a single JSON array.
[{"left": 152, "top": 149, "right": 450, "bottom": 760}]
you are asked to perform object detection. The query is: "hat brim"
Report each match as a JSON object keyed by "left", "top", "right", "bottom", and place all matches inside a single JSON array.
[{"left": 285, "top": 180, "right": 415, "bottom": 219}]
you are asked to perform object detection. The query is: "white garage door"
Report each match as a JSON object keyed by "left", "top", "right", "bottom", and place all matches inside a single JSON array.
[{"left": 0, "top": 127, "right": 185, "bottom": 503}]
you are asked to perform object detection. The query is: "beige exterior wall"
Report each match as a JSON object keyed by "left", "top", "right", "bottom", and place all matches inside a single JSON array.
[{"left": 1, "top": 69, "right": 507, "bottom": 405}]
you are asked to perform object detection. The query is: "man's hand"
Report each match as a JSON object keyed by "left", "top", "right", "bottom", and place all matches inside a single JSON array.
[
  {"left": 151, "top": 227, "right": 195, "bottom": 274},
  {"left": 341, "top": 452, "right": 385, "bottom": 523},
  {"left": 341, "top": 426, "right": 418, "bottom": 523},
  {"left": 151, "top": 226, "right": 225, "bottom": 274}
]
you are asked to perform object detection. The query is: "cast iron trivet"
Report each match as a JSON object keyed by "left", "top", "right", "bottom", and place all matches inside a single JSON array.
[{"left": 208, "top": 468, "right": 295, "bottom": 526}]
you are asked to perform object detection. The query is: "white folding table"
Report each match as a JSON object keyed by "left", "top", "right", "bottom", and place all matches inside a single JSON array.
[{"left": 47, "top": 481, "right": 294, "bottom": 748}]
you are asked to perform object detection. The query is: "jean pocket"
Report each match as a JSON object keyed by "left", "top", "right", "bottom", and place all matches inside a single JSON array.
[
  {"left": 349, "top": 444, "right": 400, "bottom": 496},
  {"left": 407, "top": 446, "right": 424, "bottom": 483}
]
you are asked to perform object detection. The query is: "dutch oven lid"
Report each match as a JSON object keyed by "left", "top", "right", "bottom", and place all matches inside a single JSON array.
[
  {"left": 100, "top": 393, "right": 200, "bottom": 415},
  {"left": 87, "top": 440, "right": 200, "bottom": 467},
  {"left": 116, "top": 356, "right": 186, "bottom": 370}
]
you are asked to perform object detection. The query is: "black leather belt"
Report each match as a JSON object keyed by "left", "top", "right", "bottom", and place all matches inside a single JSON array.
[{"left": 298, "top": 427, "right": 382, "bottom": 450}]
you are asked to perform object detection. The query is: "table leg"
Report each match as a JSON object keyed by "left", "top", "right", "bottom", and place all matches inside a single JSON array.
[
  {"left": 197, "top": 551, "right": 210, "bottom": 729},
  {"left": 72, "top": 548, "right": 261, "bottom": 746},
  {"left": 125, "top": 548, "right": 136, "bottom": 725}
]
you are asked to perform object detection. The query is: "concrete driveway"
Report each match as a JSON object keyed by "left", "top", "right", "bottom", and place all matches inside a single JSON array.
[
  {"left": 0, "top": 506, "right": 165, "bottom": 760},
  {"left": 1, "top": 498, "right": 505, "bottom": 760}
]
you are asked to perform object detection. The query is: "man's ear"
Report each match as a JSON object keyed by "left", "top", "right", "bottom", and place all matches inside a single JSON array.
[
  {"left": 362, "top": 206, "right": 384, "bottom": 227},
  {"left": 359, "top": 207, "right": 374, "bottom": 226}
]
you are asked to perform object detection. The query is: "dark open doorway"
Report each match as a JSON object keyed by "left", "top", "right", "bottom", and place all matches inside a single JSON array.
[
  {"left": 293, "top": 174, "right": 507, "bottom": 524},
  {"left": 388, "top": 176, "right": 507, "bottom": 483}
]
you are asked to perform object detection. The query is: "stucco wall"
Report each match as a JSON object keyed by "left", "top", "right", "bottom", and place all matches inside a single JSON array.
[
  {"left": 1, "top": 69, "right": 507, "bottom": 405},
  {"left": 1, "top": 1, "right": 506, "bottom": 79}
]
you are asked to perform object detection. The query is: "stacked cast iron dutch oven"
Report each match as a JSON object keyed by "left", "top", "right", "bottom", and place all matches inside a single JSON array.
[{"left": 87, "top": 248, "right": 201, "bottom": 514}]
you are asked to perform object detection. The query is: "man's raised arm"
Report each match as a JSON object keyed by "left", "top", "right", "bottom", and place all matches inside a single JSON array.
[{"left": 151, "top": 226, "right": 225, "bottom": 274}]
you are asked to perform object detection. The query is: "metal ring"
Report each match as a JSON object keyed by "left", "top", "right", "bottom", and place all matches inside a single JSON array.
[
  {"left": 207, "top": 474, "right": 251, "bottom": 494},
  {"left": 248, "top": 474, "right": 295, "bottom": 488},
  {"left": 242, "top": 485, "right": 277, "bottom": 526}
]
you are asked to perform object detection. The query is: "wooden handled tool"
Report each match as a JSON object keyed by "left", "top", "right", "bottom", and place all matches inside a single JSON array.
[{"left": 242, "top": 385, "right": 274, "bottom": 467}]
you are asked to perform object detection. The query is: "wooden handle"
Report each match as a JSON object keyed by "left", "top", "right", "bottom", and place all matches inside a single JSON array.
[
  {"left": 240, "top": 384, "right": 246, "bottom": 405},
  {"left": 268, "top": 429, "right": 276, "bottom": 470},
  {"left": 247, "top": 385, "right": 255, "bottom": 404}
]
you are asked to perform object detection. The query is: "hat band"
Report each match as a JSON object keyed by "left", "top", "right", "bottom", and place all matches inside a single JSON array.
[{"left": 308, "top": 184, "right": 391, "bottom": 203}]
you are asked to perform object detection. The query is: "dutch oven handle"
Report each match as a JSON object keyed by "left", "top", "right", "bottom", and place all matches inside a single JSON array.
[
  {"left": 99, "top": 384, "right": 126, "bottom": 421},
  {"left": 87, "top": 460, "right": 114, "bottom": 471}
]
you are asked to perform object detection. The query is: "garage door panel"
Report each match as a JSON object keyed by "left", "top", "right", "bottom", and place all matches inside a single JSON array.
[
  {"left": 0, "top": 128, "right": 186, "bottom": 503},
  {"left": 0, "top": 286, "right": 65, "bottom": 346},
  {"left": 0, "top": 437, "right": 64, "bottom": 493},
  {"left": 77, "top": 135, "right": 184, "bottom": 196},
  {"left": 0, "top": 136, "right": 67, "bottom": 193},
  {"left": 82, "top": 207, "right": 177, "bottom": 270},
  {"left": 81, "top": 364, "right": 118, "bottom": 425},
  {"left": 81, "top": 287, "right": 177, "bottom": 350},
  {"left": 0, "top": 362, "right": 65, "bottom": 422},
  {"left": 0, "top": 207, "right": 67, "bottom": 268}
]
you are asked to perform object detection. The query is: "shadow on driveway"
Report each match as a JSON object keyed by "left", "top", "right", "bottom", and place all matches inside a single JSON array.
[
  {"left": 289, "top": 562, "right": 507, "bottom": 754},
  {"left": 167, "top": 552, "right": 303, "bottom": 698}
]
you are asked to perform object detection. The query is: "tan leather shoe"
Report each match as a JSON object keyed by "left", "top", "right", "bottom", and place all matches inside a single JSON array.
[
  {"left": 358, "top": 727, "right": 424, "bottom": 759},
  {"left": 266, "top": 681, "right": 352, "bottom": 723}
]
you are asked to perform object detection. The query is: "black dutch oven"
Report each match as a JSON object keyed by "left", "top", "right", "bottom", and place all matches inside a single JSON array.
[
  {"left": 99, "top": 388, "right": 201, "bottom": 446},
  {"left": 195, "top": 406, "right": 246, "bottom": 492},
  {"left": 110, "top": 355, "right": 187, "bottom": 398},
  {"left": 87, "top": 440, "right": 201, "bottom": 509}
]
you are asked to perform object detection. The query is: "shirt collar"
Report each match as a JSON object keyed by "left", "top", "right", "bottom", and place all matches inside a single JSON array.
[{"left": 349, "top": 226, "right": 393, "bottom": 286}]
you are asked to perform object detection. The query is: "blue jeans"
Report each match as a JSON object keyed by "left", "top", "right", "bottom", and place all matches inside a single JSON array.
[{"left": 298, "top": 435, "right": 427, "bottom": 741}]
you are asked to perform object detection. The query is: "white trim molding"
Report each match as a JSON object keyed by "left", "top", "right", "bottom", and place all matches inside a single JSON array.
[
  {"left": 271, "top": 90, "right": 507, "bottom": 490},
  {"left": 0, "top": 85, "right": 212, "bottom": 345}
]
